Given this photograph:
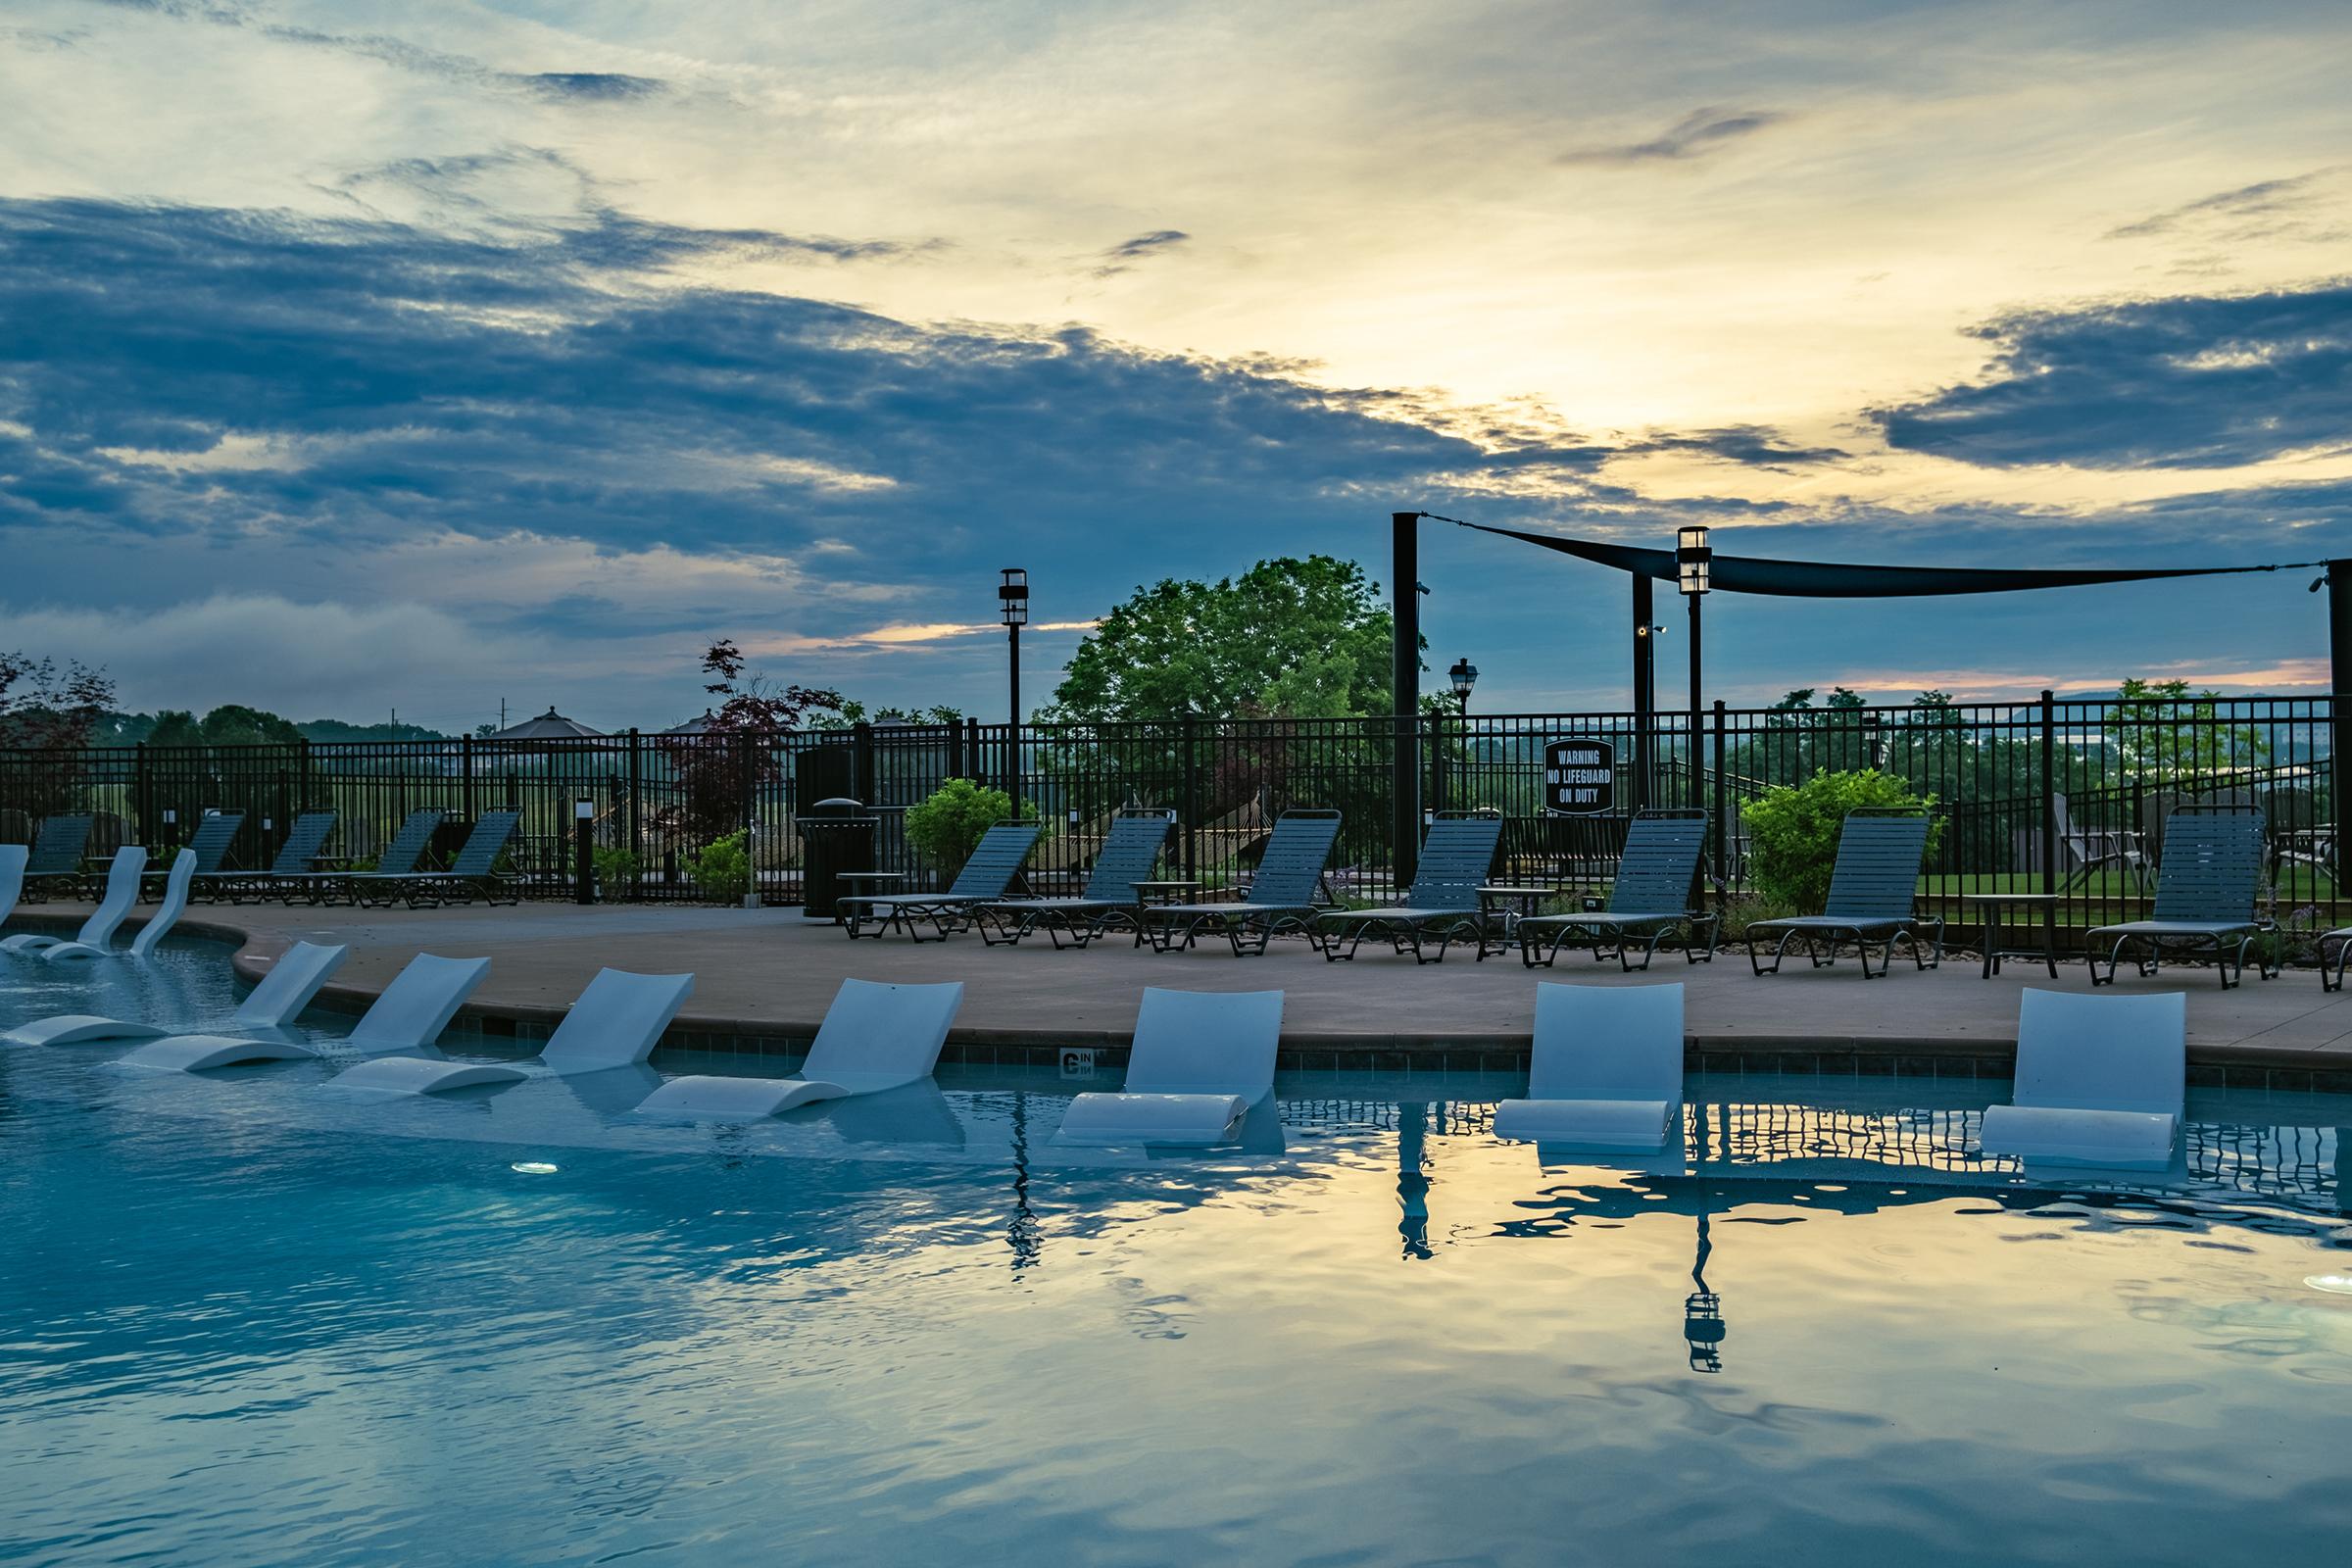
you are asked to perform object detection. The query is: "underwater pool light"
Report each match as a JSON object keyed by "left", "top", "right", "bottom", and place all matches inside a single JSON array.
[
  {"left": 512, "top": 1161, "right": 560, "bottom": 1176},
  {"left": 2306, "top": 1274, "right": 2352, "bottom": 1296}
]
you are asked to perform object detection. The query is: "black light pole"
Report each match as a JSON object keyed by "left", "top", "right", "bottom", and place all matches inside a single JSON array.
[
  {"left": 1633, "top": 578, "right": 1656, "bottom": 810},
  {"left": 573, "top": 798, "right": 595, "bottom": 905},
  {"left": 999, "top": 567, "right": 1028, "bottom": 811},
  {"left": 1678, "top": 525, "right": 1710, "bottom": 810},
  {"left": 2323, "top": 559, "right": 2351, "bottom": 887},
  {"left": 1391, "top": 513, "right": 1421, "bottom": 891},
  {"left": 1678, "top": 526, "right": 1711, "bottom": 917},
  {"left": 1446, "top": 658, "right": 1478, "bottom": 816}
]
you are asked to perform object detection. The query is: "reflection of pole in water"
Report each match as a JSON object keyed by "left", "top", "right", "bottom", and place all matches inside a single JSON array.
[
  {"left": 1008, "top": 1092, "right": 1042, "bottom": 1271},
  {"left": 1397, "top": 1102, "right": 1432, "bottom": 1260},
  {"left": 1684, "top": 1206, "right": 1726, "bottom": 1374}
]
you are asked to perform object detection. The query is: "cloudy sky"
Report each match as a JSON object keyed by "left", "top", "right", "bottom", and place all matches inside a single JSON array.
[{"left": 2, "top": 0, "right": 2346, "bottom": 730}]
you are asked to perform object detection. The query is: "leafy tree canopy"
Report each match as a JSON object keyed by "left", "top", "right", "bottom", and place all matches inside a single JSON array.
[{"left": 1047, "top": 555, "right": 1400, "bottom": 723}]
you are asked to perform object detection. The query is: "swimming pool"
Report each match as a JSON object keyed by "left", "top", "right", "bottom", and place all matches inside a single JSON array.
[{"left": 4, "top": 942, "right": 2350, "bottom": 1565}]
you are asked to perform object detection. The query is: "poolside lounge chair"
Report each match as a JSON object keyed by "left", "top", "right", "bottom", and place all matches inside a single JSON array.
[
  {"left": 1136, "top": 808, "right": 1344, "bottom": 956},
  {"left": 1979, "top": 988, "right": 2185, "bottom": 1170},
  {"left": 325, "top": 966, "right": 691, "bottom": 1095},
  {"left": 1746, "top": 809, "right": 1942, "bottom": 978},
  {"left": 20, "top": 812, "right": 92, "bottom": 902},
  {"left": 1493, "top": 982, "right": 1685, "bottom": 1150},
  {"left": 2085, "top": 807, "right": 2274, "bottom": 990},
  {"left": 274, "top": 808, "right": 442, "bottom": 906},
  {"left": 0, "top": 843, "right": 24, "bottom": 932},
  {"left": 1512, "top": 809, "right": 1718, "bottom": 970},
  {"left": 155, "top": 809, "right": 244, "bottom": 895},
  {"left": 636, "top": 978, "right": 964, "bottom": 1118},
  {"left": 4, "top": 940, "right": 351, "bottom": 1048},
  {"left": 37, "top": 848, "right": 198, "bottom": 962},
  {"left": 1054, "top": 987, "right": 1285, "bottom": 1146},
  {"left": 974, "top": 808, "right": 1175, "bottom": 948},
  {"left": 201, "top": 809, "right": 336, "bottom": 904},
  {"left": 1313, "top": 813, "right": 1502, "bottom": 963},
  {"left": 2052, "top": 793, "right": 2149, "bottom": 894},
  {"left": 122, "top": 952, "right": 490, "bottom": 1072},
  {"left": 842, "top": 821, "right": 1041, "bottom": 941},
  {"left": 406, "top": 808, "right": 522, "bottom": 907},
  {"left": 1, "top": 846, "right": 147, "bottom": 959}
]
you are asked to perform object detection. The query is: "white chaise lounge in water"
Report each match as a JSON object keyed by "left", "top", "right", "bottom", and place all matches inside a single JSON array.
[
  {"left": 1054, "top": 987, "right": 1285, "bottom": 1146},
  {"left": 0, "top": 843, "right": 26, "bottom": 932},
  {"left": 4, "top": 940, "right": 351, "bottom": 1049},
  {"left": 326, "top": 966, "right": 692, "bottom": 1096},
  {"left": 1979, "top": 988, "right": 2186, "bottom": 1171},
  {"left": 1, "top": 846, "right": 147, "bottom": 958},
  {"left": 121, "top": 952, "right": 489, "bottom": 1073},
  {"left": 636, "top": 978, "right": 964, "bottom": 1119},
  {"left": 38, "top": 848, "right": 197, "bottom": 962},
  {"left": 1493, "top": 982, "right": 1685, "bottom": 1151}
]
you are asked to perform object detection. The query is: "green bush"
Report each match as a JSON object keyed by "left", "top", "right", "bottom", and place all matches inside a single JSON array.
[
  {"left": 1741, "top": 769, "right": 1943, "bottom": 912},
  {"left": 593, "top": 847, "right": 642, "bottom": 899},
  {"left": 905, "top": 779, "right": 1029, "bottom": 873},
  {"left": 1713, "top": 894, "right": 1803, "bottom": 944},
  {"left": 685, "top": 830, "right": 752, "bottom": 905}
]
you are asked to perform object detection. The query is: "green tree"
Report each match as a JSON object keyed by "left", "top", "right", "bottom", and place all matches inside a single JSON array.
[
  {"left": 2112, "top": 677, "right": 2266, "bottom": 781},
  {"left": 1047, "top": 556, "right": 1398, "bottom": 721},
  {"left": 197, "top": 705, "right": 304, "bottom": 747},
  {"left": 146, "top": 710, "right": 205, "bottom": 748}
]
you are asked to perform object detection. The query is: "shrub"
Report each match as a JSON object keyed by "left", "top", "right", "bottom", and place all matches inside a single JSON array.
[
  {"left": 905, "top": 779, "right": 1029, "bottom": 873},
  {"left": 1741, "top": 769, "right": 1943, "bottom": 913},
  {"left": 685, "top": 830, "right": 752, "bottom": 905},
  {"left": 593, "top": 847, "right": 642, "bottom": 899},
  {"left": 1712, "top": 894, "right": 1804, "bottom": 945}
]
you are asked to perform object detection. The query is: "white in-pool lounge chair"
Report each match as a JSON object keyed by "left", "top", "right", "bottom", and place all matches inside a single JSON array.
[
  {"left": 1, "top": 846, "right": 148, "bottom": 958},
  {"left": 5, "top": 940, "right": 350, "bottom": 1048},
  {"left": 636, "top": 977, "right": 964, "bottom": 1118},
  {"left": 1493, "top": 982, "right": 1685, "bottom": 1151},
  {"left": 22, "top": 849, "right": 194, "bottom": 964},
  {"left": 122, "top": 952, "right": 489, "bottom": 1072},
  {"left": 1978, "top": 988, "right": 2185, "bottom": 1170},
  {"left": 1054, "top": 987, "right": 1285, "bottom": 1146},
  {"left": 0, "top": 843, "right": 26, "bottom": 932},
  {"left": 325, "top": 966, "right": 691, "bottom": 1096}
]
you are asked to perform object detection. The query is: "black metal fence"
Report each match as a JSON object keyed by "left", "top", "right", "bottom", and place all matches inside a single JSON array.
[{"left": 1, "top": 694, "right": 2338, "bottom": 946}]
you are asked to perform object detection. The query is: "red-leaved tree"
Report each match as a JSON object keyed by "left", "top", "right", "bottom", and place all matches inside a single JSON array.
[{"left": 658, "top": 639, "right": 841, "bottom": 839}]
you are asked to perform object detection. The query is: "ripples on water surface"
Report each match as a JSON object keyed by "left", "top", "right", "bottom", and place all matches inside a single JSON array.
[{"left": 3, "top": 941, "right": 2350, "bottom": 1566}]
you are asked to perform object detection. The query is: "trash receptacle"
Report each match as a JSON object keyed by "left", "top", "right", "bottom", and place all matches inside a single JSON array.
[{"left": 799, "top": 797, "right": 877, "bottom": 922}]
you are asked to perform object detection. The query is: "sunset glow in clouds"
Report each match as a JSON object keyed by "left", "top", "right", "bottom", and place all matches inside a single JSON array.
[{"left": 2, "top": 0, "right": 2347, "bottom": 726}]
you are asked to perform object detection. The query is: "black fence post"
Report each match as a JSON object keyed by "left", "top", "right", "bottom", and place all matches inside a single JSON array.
[
  {"left": 2039, "top": 689, "right": 2057, "bottom": 917},
  {"left": 1391, "top": 511, "right": 1420, "bottom": 894},
  {"left": 460, "top": 734, "right": 474, "bottom": 824},
  {"left": 626, "top": 729, "right": 642, "bottom": 875},
  {"left": 1711, "top": 700, "right": 1727, "bottom": 903},
  {"left": 1181, "top": 715, "right": 1200, "bottom": 884},
  {"left": 852, "top": 721, "right": 875, "bottom": 806},
  {"left": 2329, "top": 560, "right": 2350, "bottom": 919}
]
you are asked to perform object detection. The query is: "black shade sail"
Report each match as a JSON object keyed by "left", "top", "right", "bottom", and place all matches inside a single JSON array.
[{"left": 1456, "top": 520, "right": 2316, "bottom": 598}]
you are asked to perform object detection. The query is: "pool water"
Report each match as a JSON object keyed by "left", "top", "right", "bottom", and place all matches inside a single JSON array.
[{"left": 4, "top": 943, "right": 2350, "bottom": 1566}]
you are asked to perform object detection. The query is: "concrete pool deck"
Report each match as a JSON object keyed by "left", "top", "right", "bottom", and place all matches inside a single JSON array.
[{"left": 9, "top": 899, "right": 2352, "bottom": 1087}]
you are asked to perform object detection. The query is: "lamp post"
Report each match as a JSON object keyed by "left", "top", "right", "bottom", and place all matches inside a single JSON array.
[
  {"left": 1678, "top": 526, "right": 1711, "bottom": 919},
  {"left": 1677, "top": 526, "right": 1710, "bottom": 810},
  {"left": 999, "top": 567, "right": 1028, "bottom": 810},
  {"left": 1446, "top": 657, "right": 1479, "bottom": 817},
  {"left": 573, "top": 798, "right": 595, "bottom": 906}
]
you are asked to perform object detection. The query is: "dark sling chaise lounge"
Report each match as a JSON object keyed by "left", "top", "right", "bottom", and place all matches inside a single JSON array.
[
  {"left": 1313, "top": 813, "right": 1503, "bottom": 964},
  {"left": 842, "top": 821, "right": 1042, "bottom": 942},
  {"left": 2086, "top": 806, "right": 2274, "bottom": 990},
  {"left": 974, "top": 808, "right": 1176, "bottom": 949},
  {"left": 1137, "top": 809, "right": 1344, "bottom": 956},
  {"left": 1746, "top": 808, "right": 1942, "bottom": 979},
  {"left": 1512, "top": 808, "right": 1718, "bottom": 970}
]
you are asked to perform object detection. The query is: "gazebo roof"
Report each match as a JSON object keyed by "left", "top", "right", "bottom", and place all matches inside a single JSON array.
[
  {"left": 660, "top": 709, "right": 719, "bottom": 736},
  {"left": 488, "top": 706, "right": 606, "bottom": 741}
]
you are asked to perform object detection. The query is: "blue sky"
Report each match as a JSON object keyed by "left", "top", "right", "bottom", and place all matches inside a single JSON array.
[{"left": 1, "top": 1, "right": 2346, "bottom": 730}]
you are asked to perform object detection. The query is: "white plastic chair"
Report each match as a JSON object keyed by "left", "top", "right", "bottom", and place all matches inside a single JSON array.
[
  {"left": 2, "top": 846, "right": 147, "bottom": 957},
  {"left": 1979, "top": 989, "right": 2185, "bottom": 1169},
  {"left": 0, "top": 843, "right": 26, "bottom": 931},
  {"left": 122, "top": 952, "right": 489, "bottom": 1072},
  {"left": 324, "top": 966, "right": 690, "bottom": 1095},
  {"left": 1054, "top": 988, "right": 1285, "bottom": 1146},
  {"left": 4, "top": 940, "right": 351, "bottom": 1048},
  {"left": 1493, "top": 982, "right": 1685, "bottom": 1150},
  {"left": 636, "top": 978, "right": 963, "bottom": 1118}
]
